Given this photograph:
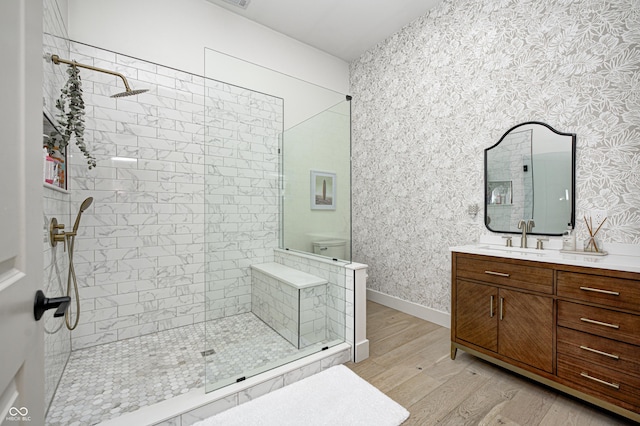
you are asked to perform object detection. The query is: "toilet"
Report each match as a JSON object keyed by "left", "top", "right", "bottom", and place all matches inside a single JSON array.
[{"left": 312, "top": 240, "right": 346, "bottom": 260}]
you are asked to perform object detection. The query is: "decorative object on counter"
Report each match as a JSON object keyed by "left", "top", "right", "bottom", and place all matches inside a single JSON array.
[
  {"left": 558, "top": 215, "right": 608, "bottom": 256},
  {"left": 584, "top": 215, "right": 607, "bottom": 253},
  {"left": 562, "top": 223, "right": 576, "bottom": 251},
  {"left": 46, "top": 63, "right": 96, "bottom": 169}
]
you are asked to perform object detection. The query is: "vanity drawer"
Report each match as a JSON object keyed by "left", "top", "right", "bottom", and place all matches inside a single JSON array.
[
  {"left": 557, "top": 271, "right": 640, "bottom": 312},
  {"left": 557, "top": 354, "right": 640, "bottom": 409},
  {"left": 456, "top": 256, "right": 553, "bottom": 294},
  {"left": 557, "top": 301, "right": 640, "bottom": 345},
  {"left": 557, "top": 327, "right": 640, "bottom": 377}
]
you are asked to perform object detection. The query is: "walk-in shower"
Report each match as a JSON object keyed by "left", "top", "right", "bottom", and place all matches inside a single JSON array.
[{"left": 42, "top": 35, "right": 352, "bottom": 425}]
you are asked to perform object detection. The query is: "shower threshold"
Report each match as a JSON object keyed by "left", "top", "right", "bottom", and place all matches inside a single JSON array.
[{"left": 99, "top": 343, "right": 350, "bottom": 426}]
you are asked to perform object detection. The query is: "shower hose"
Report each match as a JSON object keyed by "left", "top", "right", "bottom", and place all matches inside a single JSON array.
[{"left": 65, "top": 232, "right": 81, "bottom": 330}]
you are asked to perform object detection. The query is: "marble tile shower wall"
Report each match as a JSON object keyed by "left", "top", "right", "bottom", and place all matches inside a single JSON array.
[
  {"left": 65, "top": 41, "right": 282, "bottom": 349},
  {"left": 203, "top": 78, "right": 282, "bottom": 322},
  {"left": 273, "top": 250, "right": 350, "bottom": 345},
  {"left": 251, "top": 271, "right": 328, "bottom": 348}
]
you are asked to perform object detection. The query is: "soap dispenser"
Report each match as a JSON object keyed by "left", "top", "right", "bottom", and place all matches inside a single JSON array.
[{"left": 562, "top": 223, "right": 576, "bottom": 251}]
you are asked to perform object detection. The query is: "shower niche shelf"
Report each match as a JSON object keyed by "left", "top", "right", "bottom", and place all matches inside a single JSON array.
[{"left": 42, "top": 110, "right": 68, "bottom": 192}]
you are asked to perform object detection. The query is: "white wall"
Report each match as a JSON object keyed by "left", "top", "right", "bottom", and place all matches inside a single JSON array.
[{"left": 67, "top": 0, "right": 349, "bottom": 95}]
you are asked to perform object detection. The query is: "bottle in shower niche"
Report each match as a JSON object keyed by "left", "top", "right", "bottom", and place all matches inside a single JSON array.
[
  {"left": 562, "top": 224, "right": 575, "bottom": 251},
  {"left": 43, "top": 148, "right": 56, "bottom": 184}
]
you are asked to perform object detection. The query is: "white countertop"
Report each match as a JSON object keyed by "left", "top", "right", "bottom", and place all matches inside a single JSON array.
[{"left": 451, "top": 235, "right": 640, "bottom": 274}]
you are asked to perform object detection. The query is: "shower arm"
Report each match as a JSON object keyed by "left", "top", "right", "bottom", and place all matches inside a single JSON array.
[{"left": 51, "top": 54, "right": 133, "bottom": 92}]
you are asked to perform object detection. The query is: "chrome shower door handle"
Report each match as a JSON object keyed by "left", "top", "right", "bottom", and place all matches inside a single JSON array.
[{"left": 34, "top": 290, "right": 71, "bottom": 321}]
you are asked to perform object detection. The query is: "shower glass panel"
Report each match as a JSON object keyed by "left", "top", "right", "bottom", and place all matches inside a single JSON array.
[
  {"left": 281, "top": 100, "right": 351, "bottom": 261},
  {"left": 203, "top": 49, "right": 348, "bottom": 392}
]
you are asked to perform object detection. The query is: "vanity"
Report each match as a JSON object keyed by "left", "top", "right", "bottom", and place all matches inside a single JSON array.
[
  {"left": 451, "top": 122, "right": 638, "bottom": 421},
  {"left": 450, "top": 245, "right": 640, "bottom": 421}
]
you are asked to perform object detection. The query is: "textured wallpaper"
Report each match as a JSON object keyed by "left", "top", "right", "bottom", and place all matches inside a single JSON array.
[{"left": 350, "top": 0, "right": 640, "bottom": 313}]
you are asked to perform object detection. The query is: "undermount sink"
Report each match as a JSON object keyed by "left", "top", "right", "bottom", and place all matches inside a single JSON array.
[{"left": 476, "top": 244, "right": 555, "bottom": 256}]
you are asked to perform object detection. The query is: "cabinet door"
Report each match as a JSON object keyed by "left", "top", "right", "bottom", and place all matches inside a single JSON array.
[
  {"left": 456, "top": 280, "right": 498, "bottom": 352},
  {"left": 499, "top": 289, "right": 553, "bottom": 373}
]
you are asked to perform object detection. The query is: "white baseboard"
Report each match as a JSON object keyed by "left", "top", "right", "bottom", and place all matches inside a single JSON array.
[
  {"left": 354, "top": 339, "right": 369, "bottom": 363},
  {"left": 366, "top": 289, "right": 451, "bottom": 329}
]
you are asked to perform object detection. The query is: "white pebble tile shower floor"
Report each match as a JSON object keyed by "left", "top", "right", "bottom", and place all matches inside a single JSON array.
[{"left": 45, "top": 313, "right": 312, "bottom": 426}]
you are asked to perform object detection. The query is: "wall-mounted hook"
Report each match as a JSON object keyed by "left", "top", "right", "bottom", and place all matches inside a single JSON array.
[{"left": 467, "top": 203, "right": 479, "bottom": 219}]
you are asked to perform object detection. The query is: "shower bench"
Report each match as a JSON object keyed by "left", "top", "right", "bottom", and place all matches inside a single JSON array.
[{"left": 250, "top": 262, "right": 328, "bottom": 349}]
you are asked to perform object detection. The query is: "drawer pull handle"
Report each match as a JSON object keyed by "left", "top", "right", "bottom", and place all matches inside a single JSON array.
[
  {"left": 580, "top": 372, "right": 620, "bottom": 389},
  {"left": 579, "top": 286, "right": 620, "bottom": 296},
  {"left": 580, "top": 317, "right": 620, "bottom": 329},
  {"left": 489, "top": 295, "right": 494, "bottom": 318},
  {"left": 499, "top": 297, "right": 504, "bottom": 321},
  {"left": 485, "top": 271, "right": 510, "bottom": 277},
  {"left": 579, "top": 345, "right": 620, "bottom": 360}
]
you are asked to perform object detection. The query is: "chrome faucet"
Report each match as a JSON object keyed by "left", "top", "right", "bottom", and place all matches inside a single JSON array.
[{"left": 517, "top": 219, "right": 535, "bottom": 248}]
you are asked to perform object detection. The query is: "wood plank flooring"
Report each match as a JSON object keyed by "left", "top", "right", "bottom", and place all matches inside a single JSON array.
[{"left": 345, "top": 301, "right": 636, "bottom": 426}]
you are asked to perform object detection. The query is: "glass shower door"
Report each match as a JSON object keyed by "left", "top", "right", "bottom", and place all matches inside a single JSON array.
[{"left": 202, "top": 48, "right": 349, "bottom": 393}]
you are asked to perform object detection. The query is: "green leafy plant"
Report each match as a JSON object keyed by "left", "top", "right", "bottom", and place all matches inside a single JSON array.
[{"left": 46, "top": 64, "right": 96, "bottom": 169}]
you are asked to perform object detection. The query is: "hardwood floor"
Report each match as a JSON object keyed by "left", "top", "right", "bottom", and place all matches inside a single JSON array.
[{"left": 345, "top": 301, "right": 636, "bottom": 426}]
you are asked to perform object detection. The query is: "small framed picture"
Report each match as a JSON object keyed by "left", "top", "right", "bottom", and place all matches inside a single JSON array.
[{"left": 310, "top": 170, "right": 336, "bottom": 210}]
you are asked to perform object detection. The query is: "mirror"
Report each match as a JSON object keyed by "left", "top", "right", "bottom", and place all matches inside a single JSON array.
[{"left": 485, "top": 122, "right": 575, "bottom": 236}]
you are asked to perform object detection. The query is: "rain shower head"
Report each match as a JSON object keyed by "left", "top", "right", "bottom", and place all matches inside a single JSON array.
[
  {"left": 111, "top": 88, "right": 149, "bottom": 98},
  {"left": 50, "top": 54, "right": 147, "bottom": 98}
]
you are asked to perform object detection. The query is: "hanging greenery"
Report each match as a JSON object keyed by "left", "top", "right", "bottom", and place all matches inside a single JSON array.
[{"left": 46, "top": 64, "right": 96, "bottom": 169}]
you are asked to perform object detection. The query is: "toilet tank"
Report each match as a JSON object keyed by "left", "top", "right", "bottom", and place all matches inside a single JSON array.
[{"left": 312, "top": 240, "right": 346, "bottom": 260}]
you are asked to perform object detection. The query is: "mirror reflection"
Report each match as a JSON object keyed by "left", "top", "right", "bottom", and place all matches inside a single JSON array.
[
  {"left": 282, "top": 100, "right": 351, "bottom": 261},
  {"left": 485, "top": 122, "right": 575, "bottom": 236}
]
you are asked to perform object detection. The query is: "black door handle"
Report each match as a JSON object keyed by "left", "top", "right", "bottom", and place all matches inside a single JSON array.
[{"left": 34, "top": 290, "right": 71, "bottom": 321}]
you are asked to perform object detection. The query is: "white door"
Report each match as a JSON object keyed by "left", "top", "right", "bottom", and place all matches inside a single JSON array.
[{"left": 0, "top": 1, "right": 45, "bottom": 425}]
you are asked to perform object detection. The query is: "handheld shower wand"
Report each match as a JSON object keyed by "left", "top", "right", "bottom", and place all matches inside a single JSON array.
[
  {"left": 64, "top": 197, "right": 93, "bottom": 330},
  {"left": 49, "top": 197, "right": 93, "bottom": 330},
  {"left": 72, "top": 196, "right": 94, "bottom": 233}
]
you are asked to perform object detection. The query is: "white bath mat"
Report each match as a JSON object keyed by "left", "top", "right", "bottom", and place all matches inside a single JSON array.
[{"left": 193, "top": 364, "right": 410, "bottom": 426}]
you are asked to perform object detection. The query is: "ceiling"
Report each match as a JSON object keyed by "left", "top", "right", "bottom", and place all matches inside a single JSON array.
[{"left": 205, "top": 0, "right": 443, "bottom": 62}]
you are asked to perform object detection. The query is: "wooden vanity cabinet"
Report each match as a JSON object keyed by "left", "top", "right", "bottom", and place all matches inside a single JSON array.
[
  {"left": 451, "top": 252, "right": 640, "bottom": 422},
  {"left": 453, "top": 255, "right": 554, "bottom": 374}
]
